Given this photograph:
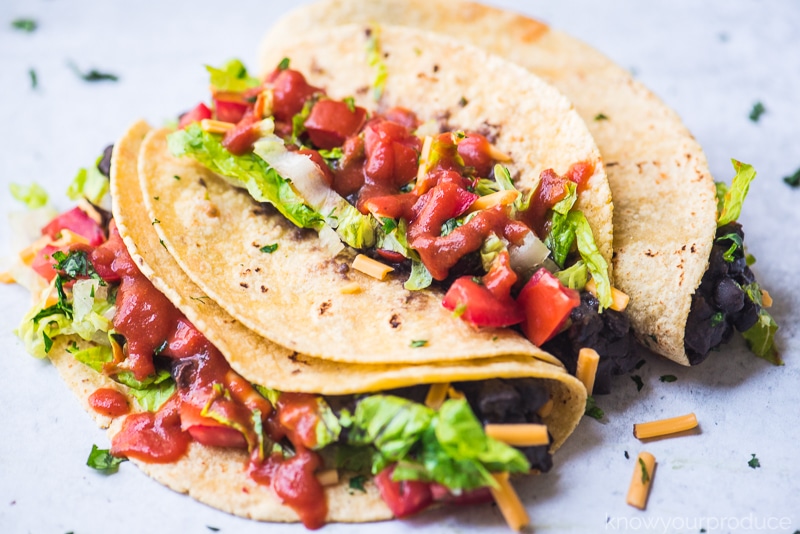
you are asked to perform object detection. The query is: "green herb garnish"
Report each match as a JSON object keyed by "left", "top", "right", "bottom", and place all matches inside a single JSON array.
[
  {"left": 348, "top": 474, "right": 367, "bottom": 492},
  {"left": 259, "top": 243, "right": 278, "bottom": 254},
  {"left": 783, "top": 167, "right": 800, "bottom": 188},
  {"left": 748, "top": 453, "right": 760, "bottom": 469},
  {"left": 52, "top": 250, "right": 101, "bottom": 281},
  {"left": 585, "top": 396, "right": 605, "bottom": 421},
  {"left": 631, "top": 375, "right": 644, "bottom": 392},
  {"left": 410, "top": 339, "right": 428, "bottom": 348},
  {"left": 12, "top": 18, "right": 37, "bottom": 32},
  {"left": 69, "top": 63, "right": 119, "bottom": 82},
  {"left": 639, "top": 457, "right": 650, "bottom": 484},
  {"left": 86, "top": 444, "right": 127, "bottom": 474},
  {"left": 749, "top": 101, "right": 765, "bottom": 122},
  {"left": 277, "top": 57, "right": 290, "bottom": 71},
  {"left": 659, "top": 375, "right": 678, "bottom": 383},
  {"left": 594, "top": 113, "right": 609, "bottom": 121},
  {"left": 29, "top": 68, "right": 37, "bottom": 89}
]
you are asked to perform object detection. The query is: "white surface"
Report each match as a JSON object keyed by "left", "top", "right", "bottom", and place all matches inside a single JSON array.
[{"left": 1, "top": 1, "right": 798, "bottom": 533}]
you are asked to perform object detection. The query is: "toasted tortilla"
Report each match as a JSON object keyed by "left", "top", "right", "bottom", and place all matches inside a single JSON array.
[
  {"left": 35, "top": 120, "right": 590, "bottom": 524},
  {"left": 142, "top": 24, "right": 613, "bottom": 367},
  {"left": 260, "top": 1, "right": 717, "bottom": 367}
]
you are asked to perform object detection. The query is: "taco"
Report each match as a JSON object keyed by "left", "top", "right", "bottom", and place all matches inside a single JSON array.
[
  {"left": 11, "top": 120, "right": 586, "bottom": 530},
  {"left": 260, "top": 0, "right": 778, "bottom": 368},
  {"left": 151, "top": 24, "right": 640, "bottom": 393}
]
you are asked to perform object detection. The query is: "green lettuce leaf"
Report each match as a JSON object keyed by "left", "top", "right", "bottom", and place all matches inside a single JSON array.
[
  {"left": 742, "top": 309, "right": 781, "bottom": 365},
  {"left": 9, "top": 182, "right": 49, "bottom": 209},
  {"left": 570, "top": 211, "right": 612, "bottom": 309},
  {"left": 67, "top": 161, "right": 108, "bottom": 205},
  {"left": 115, "top": 369, "right": 176, "bottom": 412},
  {"left": 717, "top": 159, "right": 756, "bottom": 226},
  {"left": 494, "top": 164, "right": 533, "bottom": 212},
  {"left": 86, "top": 444, "right": 127, "bottom": 474},
  {"left": 405, "top": 260, "right": 433, "bottom": 291},
  {"left": 205, "top": 59, "right": 260, "bottom": 93},
  {"left": 556, "top": 260, "right": 589, "bottom": 290},
  {"left": 168, "top": 124, "right": 323, "bottom": 230},
  {"left": 544, "top": 182, "right": 578, "bottom": 267}
]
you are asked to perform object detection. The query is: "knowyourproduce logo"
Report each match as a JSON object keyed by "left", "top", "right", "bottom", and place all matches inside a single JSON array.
[{"left": 605, "top": 513, "right": 795, "bottom": 532}]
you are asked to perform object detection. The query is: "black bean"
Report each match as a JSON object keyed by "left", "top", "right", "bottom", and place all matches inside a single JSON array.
[
  {"left": 97, "top": 144, "right": 114, "bottom": 177},
  {"left": 714, "top": 277, "right": 745, "bottom": 313}
]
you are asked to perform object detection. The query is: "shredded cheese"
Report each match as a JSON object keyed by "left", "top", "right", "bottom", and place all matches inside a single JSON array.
[
  {"left": 633, "top": 413, "right": 698, "bottom": 440},
  {"left": 585, "top": 278, "right": 629, "bottom": 311},
  {"left": 339, "top": 281, "right": 362, "bottom": 294},
  {"left": 0, "top": 271, "right": 15, "bottom": 284},
  {"left": 486, "top": 144, "right": 512, "bottom": 162},
  {"left": 446, "top": 386, "right": 464, "bottom": 400},
  {"left": 467, "top": 190, "right": 519, "bottom": 213},
  {"left": 200, "top": 119, "right": 235, "bottom": 134},
  {"left": 254, "top": 89, "right": 274, "bottom": 119},
  {"left": 424, "top": 382, "right": 449, "bottom": 410},
  {"left": 626, "top": 452, "right": 656, "bottom": 510},
  {"left": 352, "top": 254, "right": 394, "bottom": 280},
  {"left": 315, "top": 469, "right": 340, "bottom": 487},
  {"left": 488, "top": 472, "right": 530, "bottom": 531},
  {"left": 761, "top": 289, "right": 773, "bottom": 308},
  {"left": 576, "top": 347, "right": 600, "bottom": 396},
  {"left": 537, "top": 398, "right": 554, "bottom": 418},
  {"left": 416, "top": 135, "right": 433, "bottom": 182},
  {"left": 485, "top": 424, "right": 549, "bottom": 447}
]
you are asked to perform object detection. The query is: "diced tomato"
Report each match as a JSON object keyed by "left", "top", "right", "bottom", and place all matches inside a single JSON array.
[
  {"left": 270, "top": 69, "right": 321, "bottom": 122},
  {"left": 457, "top": 133, "right": 494, "bottom": 177},
  {"left": 383, "top": 107, "right": 418, "bottom": 130},
  {"left": 297, "top": 149, "right": 335, "bottom": 188},
  {"left": 565, "top": 160, "right": 595, "bottom": 193},
  {"left": 214, "top": 96, "right": 249, "bottom": 124},
  {"left": 88, "top": 222, "right": 125, "bottom": 283},
  {"left": 31, "top": 244, "right": 60, "bottom": 281},
  {"left": 222, "top": 113, "right": 261, "bottom": 156},
  {"left": 303, "top": 100, "right": 367, "bottom": 150},
  {"left": 430, "top": 483, "right": 493, "bottom": 505},
  {"left": 361, "top": 192, "right": 417, "bottom": 220},
  {"left": 517, "top": 267, "right": 580, "bottom": 346},
  {"left": 443, "top": 251, "right": 521, "bottom": 329},
  {"left": 363, "top": 119, "right": 420, "bottom": 188},
  {"left": 42, "top": 207, "right": 106, "bottom": 246},
  {"left": 374, "top": 465, "right": 433, "bottom": 519},
  {"left": 178, "top": 103, "right": 212, "bottom": 129},
  {"left": 179, "top": 403, "right": 247, "bottom": 449}
]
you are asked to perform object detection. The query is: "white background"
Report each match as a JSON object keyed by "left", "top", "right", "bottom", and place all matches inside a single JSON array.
[{"left": 1, "top": 1, "right": 798, "bottom": 533}]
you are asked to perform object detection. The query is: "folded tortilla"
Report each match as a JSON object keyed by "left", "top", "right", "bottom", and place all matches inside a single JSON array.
[
  {"left": 142, "top": 24, "right": 613, "bottom": 368},
  {"left": 51, "top": 119, "right": 588, "bottom": 524},
  {"left": 260, "top": 1, "right": 718, "bottom": 368}
]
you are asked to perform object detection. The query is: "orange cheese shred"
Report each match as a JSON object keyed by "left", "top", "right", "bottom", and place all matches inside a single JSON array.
[
  {"left": 585, "top": 278, "right": 630, "bottom": 311},
  {"left": 485, "top": 424, "right": 549, "bottom": 447},
  {"left": 424, "top": 382, "right": 449, "bottom": 410},
  {"left": 626, "top": 451, "right": 656, "bottom": 510},
  {"left": 352, "top": 254, "right": 394, "bottom": 280},
  {"left": 537, "top": 398, "right": 554, "bottom": 418},
  {"left": 488, "top": 472, "right": 530, "bottom": 532},
  {"left": 467, "top": 190, "right": 519, "bottom": 213},
  {"left": 633, "top": 412, "right": 698, "bottom": 440},
  {"left": 576, "top": 347, "right": 600, "bottom": 396}
]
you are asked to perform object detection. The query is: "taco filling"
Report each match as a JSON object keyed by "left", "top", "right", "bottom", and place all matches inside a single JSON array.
[
  {"left": 168, "top": 58, "right": 639, "bottom": 393},
  {"left": 16, "top": 195, "right": 561, "bottom": 529}
]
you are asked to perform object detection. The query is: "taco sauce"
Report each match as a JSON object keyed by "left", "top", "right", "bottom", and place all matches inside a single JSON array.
[{"left": 78, "top": 223, "right": 328, "bottom": 527}]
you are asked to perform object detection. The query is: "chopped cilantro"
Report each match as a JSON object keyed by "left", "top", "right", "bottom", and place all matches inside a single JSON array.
[
  {"left": 277, "top": 57, "right": 290, "bottom": 71},
  {"left": 318, "top": 147, "right": 344, "bottom": 160},
  {"left": 458, "top": 96, "right": 468, "bottom": 107},
  {"left": 381, "top": 217, "right": 397, "bottom": 234},
  {"left": 173, "top": 175, "right": 181, "bottom": 180},
  {"left": 594, "top": 113, "right": 609, "bottom": 121},
  {"left": 584, "top": 396, "right": 605, "bottom": 421},
  {"left": 749, "top": 101, "right": 765, "bottom": 122},
  {"left": 42, "top": 332, "right": 53, "bottom": 353},
  {"left": 659, "top": 375, "right": 678, "bottom": 383},
  {"left": 152, "top": 218, "right": 160, "bottom": 225},
  {"left": 68, "top": 62, "right": 119, "bottom": 82},
  {"left": 634, "top": 359, "right": 646, "bottom": 370},
  {"left": 259, "top": 243, "right": 278, "bottom": 254},
  {"left": 12, "top": 18, "right": 37, "bottom": 32},
  {"left": 159, "top": 239, "right": 167, "bottom": 250},
  {"left": 190, "top": 296, "right": 210, "bottom": 304},
  {"left": 349, "top": 474, "right": 367, "bottom": 492},
  {"left": 717, "top": 232, "right": 743, "bottom": 262},
  {"left": 748, "top": 453, "right": 761, "bottom": 469},
  {"left": 206, "top": 527, "right": 220, "bottom": 532},
  {"left": 86, "top": 444, "right": 127, "bottom": 474},
  {"left": 639, "top": 458, "right": 650, "bottom": 484},
  {"left": 52, "top": 250, "right": 101, "bottom": 281},
  {"left": 410, "top": 339, "right": 428, "bottom": 348},
  {"left": 29, "top": 68, "right": 37, "bottom": 89},
  {"left": 630, "top": 375, "right": 644, "bottom": 392},
  {"left": 783, "top": 167, "right": 800, "bottom": 188},
  {"left": 710, "top": 311, "right": 726, "bottom": 327}
]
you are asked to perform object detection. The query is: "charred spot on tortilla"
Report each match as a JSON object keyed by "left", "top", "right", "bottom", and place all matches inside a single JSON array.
[
  {"left": 477, "top": 121, "right": 501, "bottom": 144},
  {"left": 260, "top": 285, "right": 268, "bottom": 293},
  {"left": 389, "top": 314, "right": 401, "bottom": 328},
  {"left": 239, "top": 282, "right": 249, "bottom": 289},
  {"left": 319, "top": 300, "right": 332, "bottom": 315},
  {"left": 198, "top": 178, "right": 208, "bottom": 189}
]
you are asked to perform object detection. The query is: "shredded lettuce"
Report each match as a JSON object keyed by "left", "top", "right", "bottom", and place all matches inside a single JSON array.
[
  {"left": 116, "top": 369, "right": 176, "bottom": 412},
  {"left": 405, "top": 260, "right": 433, "bottom": 291},
  {"left": 9, "top": 182, "right": 49, "bottom": 209},
  {"left": 570, "top": 211, "right": 612, "bottom": 309},
  {"left": 494, "top": 164, "right": 534, "bottom": 212},
  {"left": 556, "top": 260, "right": 589, "bottom": 290},
  {"left": 67, "top": 161, "right": 108, "bottom": 205},
  {"left": 315, "top": 398, "right": 342, "bottom": 449},
  {"left": 717, "top": 159, "right": 756, "bottom": 226},
  {"left": 544, "top": 182, "right": 578, "bottom": 267},
  {"left": 365, "top": 25, "right": 388, "bottom": 101},
  {"left": 205, "top": 59, "right": 260, "bottom": 93},
  {"left": 480, "top": 234, "right": 506, "bottom": 272},
  {"left": 169, "top": 124, "right": 323, "bottom": 230}
]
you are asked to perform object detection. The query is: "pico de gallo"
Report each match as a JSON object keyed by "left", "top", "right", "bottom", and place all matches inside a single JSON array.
[
  {"left": 168, "top": 59, "right": 641, "bottom": 392},
  {"left": 11, "top": 156, "right": 562, "bottom": 529}
]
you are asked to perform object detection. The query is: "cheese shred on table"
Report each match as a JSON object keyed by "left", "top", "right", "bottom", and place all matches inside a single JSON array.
[{"left": 633, "top": 413, "right": 698, "bottom": 440}]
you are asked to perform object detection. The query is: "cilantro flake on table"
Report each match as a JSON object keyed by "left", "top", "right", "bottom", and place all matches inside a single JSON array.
[
  {"left": 594, "top": 113, "right": 609, "bottom": 121},
  {"left": 749, "top": 101, "right": 766, "bottom": 122},
  {"left": 659, "top": 375, "right": 678, "bottom": 383},
  {"left": 630, "top": 374, "right": 644, "bottom": 392},
  {"left": 68, "top": 62, "right": 119, "bottom": 82},
  {"left": 748, "top": 453, "right": 761, "bottom": 469},
  {"left": 29, "top": 68, "right": 37, "bottom": 89},
  {"left": 86, "top": 444, "right": 127, "bottom": 474},
  {"left": 783, "top": 167, "right": 800, "bottom": 188},
  {"left": 584, "top": 396, "right": 605, "bottom": 421},
  {"left": 12, "top": 18, "right": 37, "bottom": 32}
]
